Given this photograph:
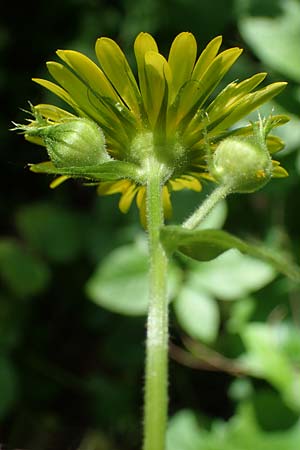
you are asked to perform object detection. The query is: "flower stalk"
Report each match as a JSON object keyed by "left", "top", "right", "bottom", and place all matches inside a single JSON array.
[
  {"left": 183, "top": 183, "right": 232, "bottom": 230},
  {"left": 144, "top": 160, "right": 169, "bottom": 450}
]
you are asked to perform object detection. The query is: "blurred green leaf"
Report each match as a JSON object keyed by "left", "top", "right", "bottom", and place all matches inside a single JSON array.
[
  {"left": 86, "top": 375, "right": 134, "bottom": 429},
  {"left": 16, "top": 203, "right": 84, "bottom": 263},
  {"left": 239, "top": 0, "right": 300, "bottom": 82},
  {"left": 187, "top": 250, "right": 275, "bottom": 301},
  {"left": 252, "top": 389, "right": 299, "bottom": 431},
  {"left": 239, "top": 322, "right": 300, "bottom": 411},
  {"left": 78, "top": 430, "right": 115, "bottom": 450},
  {"left": 279, "top": 326, "right": 300, "bottom": 365},
  {"left": 227, "top": 297, "right": 256, "bottom": 332},
  {"left": 0, "top": 239, "right": 50, "bottom": 298},
  {"left": 167, "top": 403, "right": 300, "bottom": 450},
  {"left": 0, "top": 295, "right": 23, "bottom": 350},
  {"left": 86, "top": 241, "right": 181, "bottom": 315},
  {"left": 174, "top": 286, "right": 219, "bottom": 343},
  {"left": 228, "top": 378, "right": 253, "bottom": 402},
  {"left": 167, "top": 409, "right": 206, "bottom": 450},
  {"left": 160, "top": 226, "right": 300, "bottom": 282},
  {"left": 0, "top": 356, "right": 18, "bottom": 419}
]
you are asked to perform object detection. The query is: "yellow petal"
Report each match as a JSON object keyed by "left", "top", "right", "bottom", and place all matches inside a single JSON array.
[
  {"left": 134, "top": 32, "right": 158, "bottom": 109},
  {"left": 57, "top": 50, "right": 141, "bottom": 134},
  {"left": 57, "top": 50, "right": 120, "bottom": 102},
  {"left": 210, "top": 82, "right": 287, "bottom": 134},
  {"left": 272, "top": 162, "right": 288, "bottom": 178},
  {"left": 33, "top": 78, "right": 82, "bottom": 114},
  {"left": 46, "top": 61, "right": 129, "bottom": 144},
  {"left": 183, "top": 175, "right": 202, "bottom": 191},
  {"left": 136, "top": 187, "right": 147, "bottom": 228},
  {"left": 204, "top": 73, "right": 267, "bottom": 128},
  {"left": 200, "top": 172, "right": 216, "bottom": 182},
  {"left": 184, "top": 48, "right": 243, "bottom": 120},
  {"left": 143, "top": 51, "right": 172, "bottom": 127},
  {"left": 95, "top": 38, "right": 141, "bottom": 116},
  {"left": 50, "top": 176, "right": 70, "bottom": 188},
  {"left": 34, "top": 103, "right": 75, "bottom": 122},
  {"left": 97, "top": 179, "right": 131, "bottom": 195},
  {"left": 136, "top": 186, "right": 146, "bottom": 208},
  {"left": 139, "top": 201, "right": 147, "bottom": 229},
  {"left": 162, "top": 186, "right": 172, "bottom": 219},
  {"left": 170, "top": 36, "right": 223, "bottom": 128},
  {"left": 267, "top": 135, "right": 285, "bottom": 154},
  {"left": 169, "top": 175, "right": 202, "bottom": 192},
  {"left": 46, "top": 62, "right": 107, "bottom": 123},
  {"left": 168, "top": 32, "right": 197, "bottom": 102},
  {"left": 119, "top": 183, "right": 138, "bottom": 213},
  {"left": 192, "top": 35, "right": 222, "bottom": 80},
  {"left": 183, "top": 73, "right": 267, "bottom": 147}
]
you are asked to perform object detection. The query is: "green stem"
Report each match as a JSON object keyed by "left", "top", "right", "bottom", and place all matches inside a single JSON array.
[
  {"left": 143, "top": 165, "right": 169, "bottom": 450},
  {"left": 183, "top": 184, "right": 232, "bottom": 230}
]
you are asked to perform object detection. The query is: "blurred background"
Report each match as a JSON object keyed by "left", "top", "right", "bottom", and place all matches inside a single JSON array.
[{"left": 1, "top": 0, "right": 300, "bottom": 449}]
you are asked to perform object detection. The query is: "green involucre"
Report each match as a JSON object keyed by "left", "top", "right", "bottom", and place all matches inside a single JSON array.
[
  {"left": 210, "top": 134, "right": 273, "bottom": 193},
  {"left": 26, "top": 118, "right": 110, "bottom": 168}
]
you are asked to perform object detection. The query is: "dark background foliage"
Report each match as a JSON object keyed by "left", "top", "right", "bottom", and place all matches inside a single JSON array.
[{"left": 1, "top": 0, "right": 300, "bottom": 449}]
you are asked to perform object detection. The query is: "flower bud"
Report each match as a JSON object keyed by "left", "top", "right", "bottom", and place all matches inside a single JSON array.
[
  {"left": 27, "top": 118, "right": 109, "bottom": 168},
  {"left": 210, "top": 134, "right": 273, "bottom": 193}
]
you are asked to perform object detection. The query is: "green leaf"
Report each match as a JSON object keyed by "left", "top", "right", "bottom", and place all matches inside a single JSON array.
[
  {"left": 29, "top": 159, "right": 141, "bottom": 182},
  {"left": 86, "top": 241, "right": 181, "bottom": 315},
  {"left": 227, "top": 297, "right": 255, "bottom": 332},
  {"left": 174, "top": 286, "right": 219, "bottom": 343},
  {"left": 239, "top": 322, "right": 300, "bottom": 412},
  {"left": 15, "top": 203, "right": 84, "bottom": 263},
  {"left": 187, "top": 250, "right": 275, "bottom": 301},
  {"left": 160, "top": 226, "right": 300, "bottom": 282},
  {"left": 0, "top": 239, "right": 50, "bottom": 298},
  {"left": 167, "top": 409, "right": 207, "bottom": 450},
  {"left": 239, "top": 0, "right": 300, "bottom": 82},
  {"left": 167, "top": 404, "right": 300, "bottom": 450}
]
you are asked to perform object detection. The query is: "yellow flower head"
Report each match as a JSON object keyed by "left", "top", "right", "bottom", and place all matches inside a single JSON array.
[{"left": 15, "top": 32, "right": 288, "bottom": 223}]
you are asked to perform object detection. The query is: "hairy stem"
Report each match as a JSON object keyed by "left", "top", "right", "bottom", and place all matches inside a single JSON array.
[
  {"left": 183, "top": 184, "right": 231, "bottom": 229},
  {"left": 143, "top": 165, "right": 169, "bottom": 450}
]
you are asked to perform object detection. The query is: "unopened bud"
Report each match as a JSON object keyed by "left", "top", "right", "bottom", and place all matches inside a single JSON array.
[
  {"left": 210, "top": 132, "right": 273, "bottom": 193},
  {"left": 26, "top": 118, "right": 109, "bottom": 168}
]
